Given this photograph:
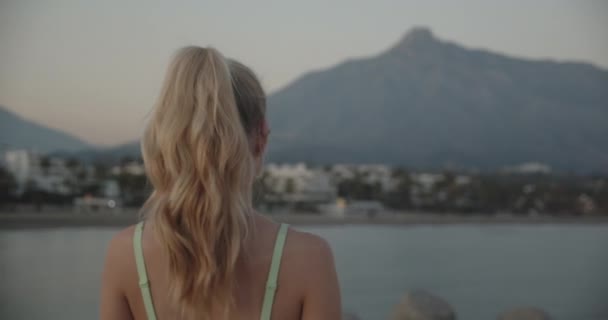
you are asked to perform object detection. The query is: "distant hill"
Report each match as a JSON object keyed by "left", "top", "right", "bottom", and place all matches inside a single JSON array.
[
  {"left": 0, "top": 105, "right": 91, "bottom": 153},
  {"left": 52, "top": 141, "right": 141, "bottom": 164},
  {"left": 267, "top": 28, "right": 608, "bottom": 172}
]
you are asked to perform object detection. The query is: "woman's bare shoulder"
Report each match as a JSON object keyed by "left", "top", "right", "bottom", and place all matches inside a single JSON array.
[
  {"left": 285, "top": 227, "right": 333, "bottom": 259},
  {"left": 254, "top": 214, "right": 333, "bottom": 261},
  {"left": 106, "top": 225, "right": 137, "bottom": 256},
  {"left": 100, "top": 225, "right": 140, "bottom": 319},
  {"left": 282, "top": 226, "right": 337, "bottom": 287},
  {"left": 282, "top": 226, "right": 342, "bottom": 318},
  {"left": 102, "top": 225, "right": 138, "bottom": 286}
]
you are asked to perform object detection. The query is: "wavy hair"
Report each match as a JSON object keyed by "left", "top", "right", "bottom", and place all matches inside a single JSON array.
[{"left": 141, "top": 46, "right": 266, "bottom": 319}]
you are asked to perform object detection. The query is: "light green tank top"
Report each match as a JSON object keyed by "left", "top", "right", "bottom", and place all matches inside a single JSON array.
[{"left": 133, "top": 221, "right": 289, "bottom": 320}]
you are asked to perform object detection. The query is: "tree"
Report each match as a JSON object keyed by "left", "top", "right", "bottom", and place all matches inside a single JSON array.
[
  {"left": 0, "top": 167, "right": 16, "bottom": 204},
  {"left": 120, "top": 156, "right": 134, "bottom": 166},
  {"left": 66, "top": 157, "right": 80, "bottom": 169},
  {"left": 94, "top": 162, "right": 109, "bottom": 180},
  {"left": 40, "top": 156, "right": 51, "bottom": 175},
  {"left": 117, "top": 173, "right": 150, "bottom": 206},
  {"left": 76, "top": 170, "right": 87, "bottom": 183},
  {"left": 337, "top": 173, "right": 378, "bottom": 201},
  {"left": 284, "top": 178, "right": 296, "bottom": 194},
  {"left": 391, "top": 167, "right": 409, "bottom": 179},
  {"left": 382, "top": 172, "right": 412, "bottom": 209}
]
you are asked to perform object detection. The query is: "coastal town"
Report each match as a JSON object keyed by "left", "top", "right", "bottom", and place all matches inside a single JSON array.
[{"left": 1, "top": 149, "right": 606, "bottom": 218}]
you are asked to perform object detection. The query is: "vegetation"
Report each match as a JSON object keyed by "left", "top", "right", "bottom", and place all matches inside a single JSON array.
[
  {"left": 336, "top": 171, "right": 608, "bottom": 216},
  {"left": 0, "top": 167, "right": 16, "bottom": 205},
  {"left": 116, "top": 172, "right": 149, "bottom": 206},
  {"left": 337, "top": 173, "right": 383, "bottom": 201}
]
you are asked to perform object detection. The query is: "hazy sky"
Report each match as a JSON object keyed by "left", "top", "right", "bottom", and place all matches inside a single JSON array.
[{"left": 1, "top": 0, "right": 607, "bottom": 146}]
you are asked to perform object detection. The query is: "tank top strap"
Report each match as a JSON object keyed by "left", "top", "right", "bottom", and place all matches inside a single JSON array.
[
  {"left": 259, "top": 223, "right": 289, "bottom": 320},
  {"left": 133, "top": 221, "right": 158, "bottom": 320}
]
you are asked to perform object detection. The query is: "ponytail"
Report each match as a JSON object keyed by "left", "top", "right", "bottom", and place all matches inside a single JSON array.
[{"left": 141, "top": 46, "right": 260, "bottom": 319}]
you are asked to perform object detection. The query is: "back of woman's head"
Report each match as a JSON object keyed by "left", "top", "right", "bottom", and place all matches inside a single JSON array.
[{"left": 141, "top": 46, "right": 266, "bottom": 319}]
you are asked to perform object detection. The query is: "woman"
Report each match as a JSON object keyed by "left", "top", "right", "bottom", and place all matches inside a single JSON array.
[{"left": 100, "top": 47, "right": 341, "bottom": 320}]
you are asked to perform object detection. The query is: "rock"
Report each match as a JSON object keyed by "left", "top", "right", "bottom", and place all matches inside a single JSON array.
[
  {"left": 392, "top": 290, "right": 456, "bottom": 320},
  {"left": 343, "top": 312, "right": 361, "bottom": 320},
  {"left": 498, "top": 307, "right": 551, "bottom": 320}
]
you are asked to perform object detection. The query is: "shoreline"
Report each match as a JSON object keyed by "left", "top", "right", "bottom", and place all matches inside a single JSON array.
[{"left": 1, "top": 209, "right": 607, "bottom": 229}]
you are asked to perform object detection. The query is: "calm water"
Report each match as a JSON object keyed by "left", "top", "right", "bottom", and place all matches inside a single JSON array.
[{"left": 1, "top": 225, "right": 607, "bottom": 320}]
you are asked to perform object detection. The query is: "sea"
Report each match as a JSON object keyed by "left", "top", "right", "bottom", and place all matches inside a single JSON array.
[{"left": 1, "top": 224, "right": 607, "bottom": 320}]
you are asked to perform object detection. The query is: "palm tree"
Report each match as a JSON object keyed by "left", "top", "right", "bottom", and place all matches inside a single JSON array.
[
  {"left": 0, "top": 167, "right": 16, "bottom": 204},
  {"left": 66, "top": 157, "right": 80, "bottom": 170},
  {"left": 40, "top": 156, "right": 51, "bottom": 175}
]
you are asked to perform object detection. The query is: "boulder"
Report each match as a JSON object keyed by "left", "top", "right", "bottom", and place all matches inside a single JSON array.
[
  {"left": 498, "top": 307, "right": 551, "bottom": 320},
  {"left": 343, "top": 312, "right": 361, "bottom": 320},
  {"left": 392, "top": 290, "right": 456, "bottom": 320}
]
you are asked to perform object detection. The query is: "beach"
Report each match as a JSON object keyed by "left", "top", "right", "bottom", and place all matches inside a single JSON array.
[{"left": 1, "top": 208, "right": 607, "bottom": 229}]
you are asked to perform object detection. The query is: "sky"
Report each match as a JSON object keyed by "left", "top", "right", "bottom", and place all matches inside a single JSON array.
[{"left": 1, "top": 0, "right": 607, "bottom": 146}]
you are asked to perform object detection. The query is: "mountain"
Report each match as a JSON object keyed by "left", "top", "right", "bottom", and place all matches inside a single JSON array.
[
  {"left": 0, "top": 105, "right": 91, "bottom": 153},
  {"left": 267, "top": 27, "right": 608, "bottom": 172}
]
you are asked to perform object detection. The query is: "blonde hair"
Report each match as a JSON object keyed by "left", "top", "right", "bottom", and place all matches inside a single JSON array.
[{"left": 141, "top": 46, "right": 266, "bottom": 319}]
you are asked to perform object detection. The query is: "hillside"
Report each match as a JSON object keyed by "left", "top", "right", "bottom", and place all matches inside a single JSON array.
[
  {"left": 0, "top": 105, "right": 91, "bottom": 153},
  {"left": 266, "top": 28, "right": 608, "bottom": 172}
]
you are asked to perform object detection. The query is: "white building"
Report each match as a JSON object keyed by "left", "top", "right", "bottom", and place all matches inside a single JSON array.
[
  {"left": 264, "top": 163, "right": 336, "bottom": 203},
  {"left": 3, "top": 149, "right": 75, "bottom": 195},
  {"left": 454, "top": 175, "right": 472, "bottom": 186},
  {"left": 47, "top": 158, "right": 72, "bottom": 177},
  {"left": 330, "top": 164, "right": 357, "bottom": 180},
  {"left": 329, "top": 164, "right": 398, "bottom": 192},
  {"left": 409, "top": 172, "right": 444, "bottom": 207},
  {"left": 358, "top": 164, "right": 397, "bottom": 192},
  {"left": 101, "top": 180, "right": 121, "bottom": 198},
  {"left": 111, "top": 161, "right": 146, "bottom": 176},
  {"left": 503, "top": 162, "right": 552, "bottom": 174},
  {"left": 4, "top": 150, "right": 42, "bottom": 194},
  {"left": 411, "top": 173, "right": 443, "bottom": 193}
]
